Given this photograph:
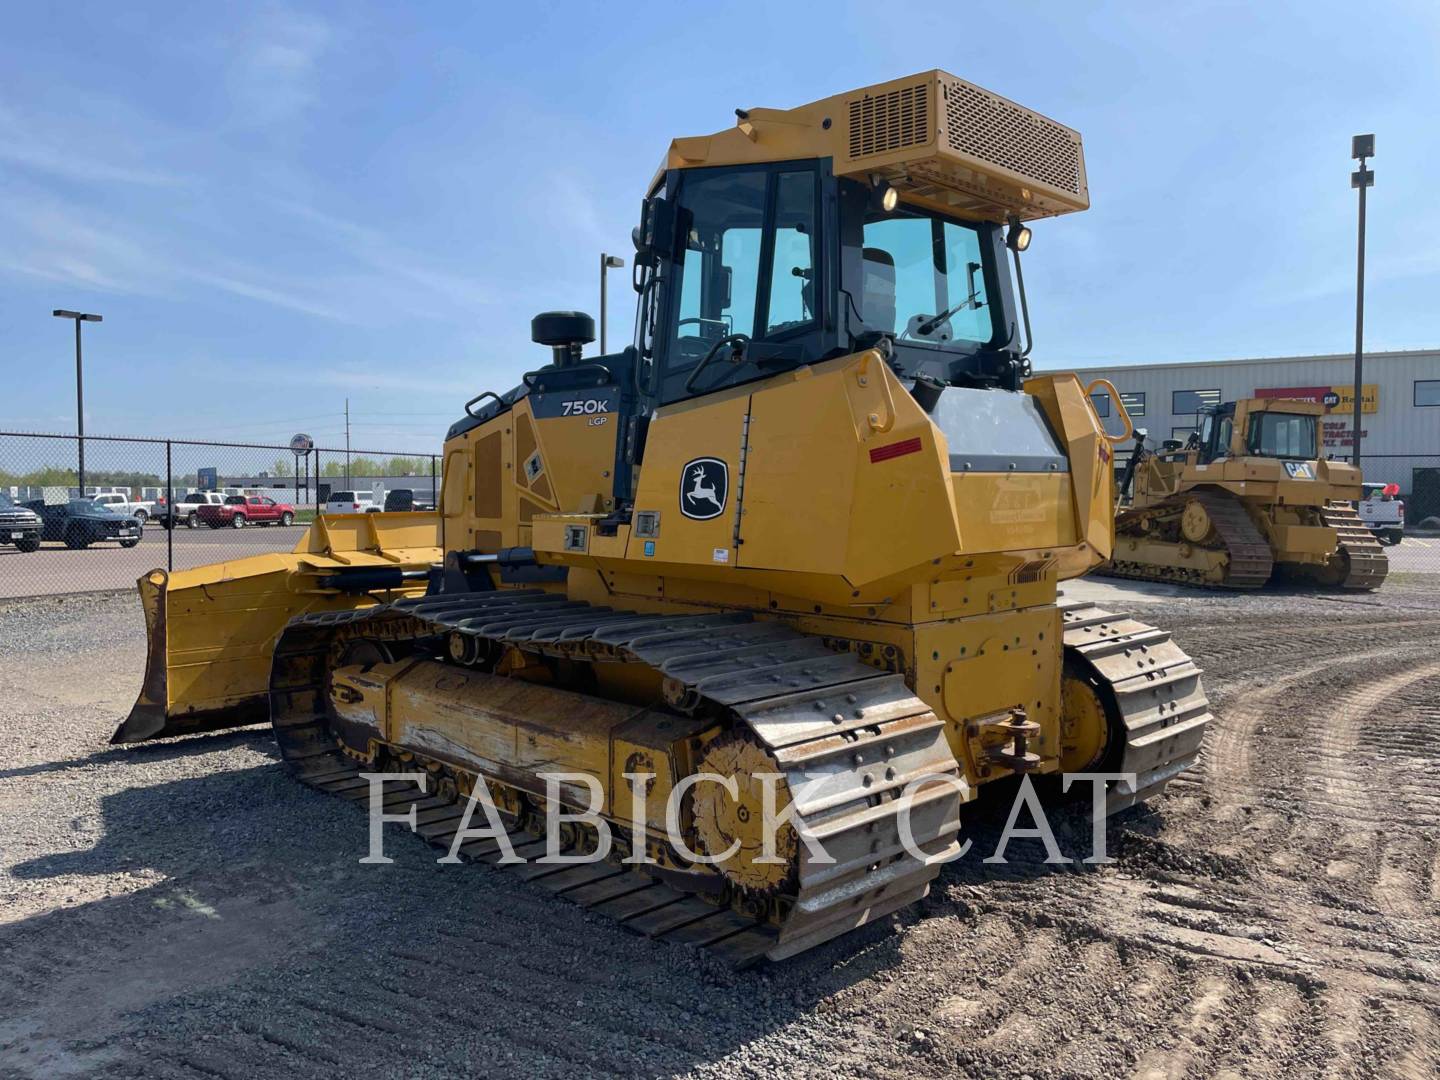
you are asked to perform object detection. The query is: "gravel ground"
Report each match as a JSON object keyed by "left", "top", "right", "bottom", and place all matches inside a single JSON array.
[{"left": 2, "top": 583, "right": 1439, "bottom": 1079}]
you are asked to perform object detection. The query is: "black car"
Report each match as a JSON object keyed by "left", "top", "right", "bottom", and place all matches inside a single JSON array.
[
  {"left": 383, "top": 488, "right": 436, "bottom": 512},
  {"left": 0, "top": 492, "right": 42, "bottom": 553},
  {"left": 22, "top": 499, "right": 143, "bottom": 549}
]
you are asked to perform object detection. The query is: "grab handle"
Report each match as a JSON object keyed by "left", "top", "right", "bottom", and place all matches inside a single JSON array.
[
  {"left": 1084, "top": 378, "right": 1133, "bottom": 445},
  {"left": 858, "top": 350, "right": 896, "bottom": 434}
]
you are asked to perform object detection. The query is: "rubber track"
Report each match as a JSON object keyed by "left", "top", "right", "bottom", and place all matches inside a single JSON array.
[
  {"left": 267, "top": 590, "right": 965, "bottom": 965},
  {"left": 1320, "top": 502, "right": 1389, "bottom": 590},
  {"left": 1106, "top": 488, "right": 1273, "bottom": 589},
  {"left": 1059, "top": 597, "right": 1213, "bottom": 812}
]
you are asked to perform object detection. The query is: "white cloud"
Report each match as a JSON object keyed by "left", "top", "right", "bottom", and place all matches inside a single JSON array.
[
  {"left": 244, "top": 363, "right": 448, "bottom": 391},
  {"left": 0, "top": 102, "right": 182, "bottom": 187},
  {"left": 226, "top": 5, "right": 334, "bottom": 127},
  {"left": 188, "top": 270, "right": 350, "bottom": 321},
  {"left": 0, "top": 198, "right": 169, "bottom": 296},
  {"left": 271, "top": 200, "right": 498, "bottom": 310}
]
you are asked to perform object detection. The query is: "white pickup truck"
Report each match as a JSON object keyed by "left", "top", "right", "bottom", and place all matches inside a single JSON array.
[
  {"left": 90, "top": 492, "right": 157, "bottom": 524},
  {"left": 154, "top": 491, "right": 228, "bottom": 529},
  {"left": 1358, "top": 482, "right": 1404, "bottom": 545}
]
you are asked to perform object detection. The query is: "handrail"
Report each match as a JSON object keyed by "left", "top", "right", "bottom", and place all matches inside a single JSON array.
[
  {"left": 858, "top": 350, "right": 896, "bottom": 434},
  {"left": 464, "top": 391, "right": 502, "bottom": 418},
  {"left": 1084, "top": 378, "right": 1133, "bottom": 445}
]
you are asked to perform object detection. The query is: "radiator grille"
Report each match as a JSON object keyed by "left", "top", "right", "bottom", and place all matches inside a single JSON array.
[
  {"left": 943, "top": 79, "right": 1081, "bottom": 195},
  {"left": 848, "top": 83, "right": 930, "bottom": 158}
]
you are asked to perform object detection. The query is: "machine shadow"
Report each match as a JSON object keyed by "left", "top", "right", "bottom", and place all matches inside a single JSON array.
[
  {"left": 1, "top": 759, "right": 916, "bottom": 1077},
  {"left": 0, "top": 725, "right": 276, "bottom": 782}
]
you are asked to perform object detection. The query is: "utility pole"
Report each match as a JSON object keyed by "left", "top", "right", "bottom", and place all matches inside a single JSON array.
[
  {"left": 52, "top": 310, "right": 102, "bottom": 496},
  {"left": 344, "top": 398, "right": 352, "bottom": 485},
  {"left": 600, "top": 253, "right": 625, "bottom": 353},
  {"left": 1350, "top": 134, "right": 1374, "bottom": 469}
]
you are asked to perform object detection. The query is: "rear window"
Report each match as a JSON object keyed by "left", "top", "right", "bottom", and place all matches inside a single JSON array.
[
  {"left": 183, "top": 494, "right": 205, "bottom": 504},
  {"left": 332, "top": 491, "right": 356, "bottom": 502}
]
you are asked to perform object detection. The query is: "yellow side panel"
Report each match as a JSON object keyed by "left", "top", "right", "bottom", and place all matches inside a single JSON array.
[
  {"left": 1024, "top": 373, "right": 1111, "bottom": 573},
  {"left": 627, "top": 388, "right": 751, "bottom": 567},
  {"left": 950, "top": 473, "right": 1076, "bottom": 554},
  {"left": 532, "top": 412, "right": 619, "bottom": 514},
  {"left": 739, "top": 355, "right": 960, "bottom": 585}
]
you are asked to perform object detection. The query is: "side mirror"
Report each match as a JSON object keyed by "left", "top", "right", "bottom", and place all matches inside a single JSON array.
[{"left": 634, "top": 196, "right": 681, "bottom": 266}]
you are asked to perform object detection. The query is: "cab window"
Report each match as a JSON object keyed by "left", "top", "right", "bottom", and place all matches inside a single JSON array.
[
  {"left": 860, "top": 214, "right": 992, "bottom": 345},
  {"left": 765, "top": 171, "right": 817, "bottom": 335},
  {"left": 672, "top": 170, "right": 766, "bottom": 348},
  {"left": 1249, "top": 413, "right": 1317, "bottom": 459},
  {"left": 660, "top": 163, "right": 820, "bottom": 403},
  {"left": 1215, "top": 417, "right": 1233, "bottom": 456}
]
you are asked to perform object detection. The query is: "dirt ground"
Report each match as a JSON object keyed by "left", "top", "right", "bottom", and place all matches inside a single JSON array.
[{"left": 2, "top": 581, "right": 1438, "bottom": 1079}]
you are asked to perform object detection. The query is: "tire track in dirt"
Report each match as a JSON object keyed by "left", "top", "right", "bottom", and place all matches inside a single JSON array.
[
  {"left": 1198, "top": 635, "right": 1440, "bottom": 807},
  {"left": 1299, "top": 664, "right": 1440, "bottom": 930}
]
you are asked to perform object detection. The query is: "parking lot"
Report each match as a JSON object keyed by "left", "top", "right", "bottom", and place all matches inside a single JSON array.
[{"left": 0, "top": 524, "right": 307, "bottom": 599}]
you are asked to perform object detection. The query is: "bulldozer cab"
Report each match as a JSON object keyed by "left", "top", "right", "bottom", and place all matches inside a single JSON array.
[
  {"left": 1195, "top": 403, "right": 1236, "bottom": 464},
  {"left": 1191, "top": 399, "right": 1322, "bottom": 466},
  {"left": 631, "top": 162, "right": 1021, "bottom": 413},
  {"left": 1237, "top": 401, "right": 1322, "bottom": 461}
]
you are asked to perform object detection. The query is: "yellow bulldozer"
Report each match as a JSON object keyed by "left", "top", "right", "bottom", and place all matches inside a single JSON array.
[
  {"left": 114, "top": 71, "right": 1211, "bottom": 964},
  {"left": 1108, "top": 397, "right": 1388, "bottom": 589}
]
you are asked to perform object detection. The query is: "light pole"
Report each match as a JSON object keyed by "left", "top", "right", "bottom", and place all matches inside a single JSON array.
[
  {"left": 1350, "top": 134, "right": 1374, "bottom": 469},
  {"left": 599, "top": 253, "right": 625, "bottom": 354},
  {"left": 52, "top": 309, "right": 103, "bottom": 496}
]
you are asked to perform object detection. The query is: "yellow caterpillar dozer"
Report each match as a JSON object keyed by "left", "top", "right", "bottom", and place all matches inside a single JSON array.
[
  {"left": 116, "top": 70, "right": 1212, "bottom": 964},
  {"left": 1107, "top": 398, "right": 1388, "bottom": 589}
]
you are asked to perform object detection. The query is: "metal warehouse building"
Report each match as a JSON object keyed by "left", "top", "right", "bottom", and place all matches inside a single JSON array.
[{"left": 1043, "top": 348, "right": 1440, "bottom": 519}]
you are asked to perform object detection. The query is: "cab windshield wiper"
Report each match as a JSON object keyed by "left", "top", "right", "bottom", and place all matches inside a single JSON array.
[{"left": 906, "top": 261, "right": 985, "bottom": 340}]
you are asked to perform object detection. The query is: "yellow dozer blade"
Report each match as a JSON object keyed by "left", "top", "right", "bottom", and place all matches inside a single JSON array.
[{"left": 114, "top": 512, "right": 444, "bottom": 744}]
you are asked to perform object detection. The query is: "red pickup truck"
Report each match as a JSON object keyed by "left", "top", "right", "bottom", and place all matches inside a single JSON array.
[{"left": 197, "top": 494, "right": 297, "bottom": 529}]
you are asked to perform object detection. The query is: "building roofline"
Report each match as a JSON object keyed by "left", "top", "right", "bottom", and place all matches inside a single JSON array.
[{"left": 1038, "top": 347, "right": 1440, "bottom": 376}]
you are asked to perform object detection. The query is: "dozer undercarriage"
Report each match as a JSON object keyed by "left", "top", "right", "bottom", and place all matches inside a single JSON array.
[{"left": 264, "top": 589, "right": 1207, "bottom": 964}]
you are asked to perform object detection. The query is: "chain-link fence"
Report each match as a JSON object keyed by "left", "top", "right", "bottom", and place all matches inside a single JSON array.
[
  {"left": 1, "top": 431, "right": 439, "bottom": 599},
  {"left": 1361, "top": 454, "right": 1440, "bottom": 576}
]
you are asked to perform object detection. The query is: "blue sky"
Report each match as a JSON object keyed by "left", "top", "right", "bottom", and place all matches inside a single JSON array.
[{"left": 2, "top": 1, "right": 1437, "bottom": 451}]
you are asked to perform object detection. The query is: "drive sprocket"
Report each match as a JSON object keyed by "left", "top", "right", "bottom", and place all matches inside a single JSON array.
[{"left": 692, "top": 732, "right": 798, "bottom": 896}]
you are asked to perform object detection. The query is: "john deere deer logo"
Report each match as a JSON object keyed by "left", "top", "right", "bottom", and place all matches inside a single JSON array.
[{"left": 680, "top": 457, "right": 728, "bottom": 520}]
